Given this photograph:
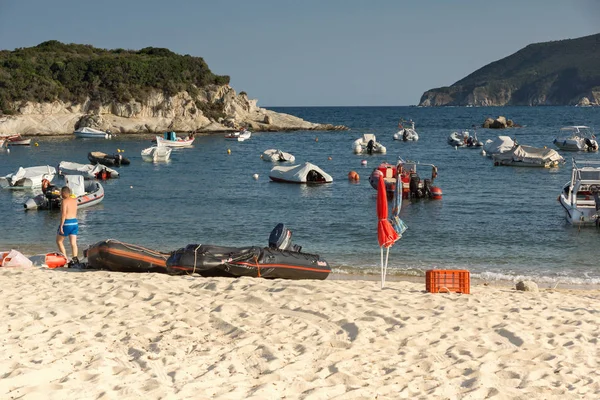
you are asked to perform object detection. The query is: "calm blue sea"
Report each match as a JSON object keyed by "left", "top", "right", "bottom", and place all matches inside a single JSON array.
[{"left": 1, "top": 106, "right": 600, "bottom": 284}]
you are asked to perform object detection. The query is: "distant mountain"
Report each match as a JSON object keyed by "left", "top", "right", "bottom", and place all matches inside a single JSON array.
[{"left": 419, "top": 33, "right": 600, "bottom": 106}]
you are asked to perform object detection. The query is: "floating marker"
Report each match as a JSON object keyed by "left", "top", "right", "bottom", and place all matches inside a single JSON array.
[
  {"left": 34, "top": 143, "right": 39, "bottom": 147},
  {"left": 227, "top": 149, "right": 231, "bottom": 154},
  {"left": 253, "top": 173, "right": 259, "bottom": 180},
  {"left": 361, "top": 160, "right": 367, "bottom": 166}
]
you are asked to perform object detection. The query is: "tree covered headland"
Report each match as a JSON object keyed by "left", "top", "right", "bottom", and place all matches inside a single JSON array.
[{"left": 0, "top": 41, "right": 230, "bottom": 114}]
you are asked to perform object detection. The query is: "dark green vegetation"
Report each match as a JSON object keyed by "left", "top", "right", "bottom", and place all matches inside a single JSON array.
[
  {"left": 419, "top": 33, "right": 600, "bottom": 106},
  {"left": 0, "top": 41, "right": 230, "bottom": 115}
]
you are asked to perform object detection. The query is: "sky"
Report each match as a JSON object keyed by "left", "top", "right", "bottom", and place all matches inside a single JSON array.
[{"left": 0, "top": 0, "right": 598, "bottom": 106}]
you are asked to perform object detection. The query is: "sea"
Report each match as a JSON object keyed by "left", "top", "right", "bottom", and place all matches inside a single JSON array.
[{"left": 1, "top": 106, "right": 600, "bottom": 285}]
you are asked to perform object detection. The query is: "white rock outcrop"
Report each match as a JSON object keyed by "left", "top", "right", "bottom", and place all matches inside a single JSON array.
[{"left": 0, "top": 85, "right": 347, "bottom": 135}]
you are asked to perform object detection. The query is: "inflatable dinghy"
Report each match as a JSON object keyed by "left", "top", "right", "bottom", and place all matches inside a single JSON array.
[
  {"left": 85, "top": 239, "right": 170, "bottom": 273},
  {"left": 166, "top": 245, "right": 330, "bottom": 280}
]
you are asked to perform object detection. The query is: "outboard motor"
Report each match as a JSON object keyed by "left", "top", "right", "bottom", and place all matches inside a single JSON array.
[
  {"left": 269, "top": 223, "right": 302, "bottom": 252},
  {"left": 585, "top": 138, "right": 598, "bottom": 152},
  {"left": 423, "top": 179, "right": 432, "bottom": 198},
  {"left": 366, "top": 139, "right": 375, "bottom": 154},
  {"left": 402, "top": 130, "right": 409, "bottom": 142},
  {"left": 409, "top": 172, "right": 422, "bottom": 198}
]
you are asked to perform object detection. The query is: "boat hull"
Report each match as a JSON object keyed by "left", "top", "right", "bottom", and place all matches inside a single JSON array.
[
  {"left": 24, "top": 181, "right": 104, "bottom": 210},
  {"left": 559, "top": 194, "right": 599, "bottom": 225},
  {"left": 88, "top": 152, "right": 130, "bottom": 167}
]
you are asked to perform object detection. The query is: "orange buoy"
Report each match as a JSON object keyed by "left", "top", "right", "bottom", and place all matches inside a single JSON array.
[
  {"left": 348, "top": 171, "right": 360, "bottom": 181},
  {"left": 430, "top": 187, "right": 443, "bottom": 200},
  {"left": 45, "top": 252, "right": 68, "bottom": 269}
]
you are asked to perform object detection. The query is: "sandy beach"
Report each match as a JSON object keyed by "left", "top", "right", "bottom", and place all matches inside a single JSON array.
[{"left": 1, "top": 267, "right": 599, "bottom": 399}]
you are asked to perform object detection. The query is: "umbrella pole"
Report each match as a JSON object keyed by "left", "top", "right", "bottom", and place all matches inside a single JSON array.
[
  {"left": 380, "top": 246, "right": 384, "bottom": 289},
  {"left": 383, "top": 246, "right": 390, "bottom": 288}
]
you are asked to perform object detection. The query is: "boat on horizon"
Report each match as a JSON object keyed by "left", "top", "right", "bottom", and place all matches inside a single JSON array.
[
  {"left": 224, "top": 128, "right": 251, "bottom": 142},
  {"left": 154, "top": 131, "right": 195, "bottom": 147},
  {"left": 553, "top": 126, "right": 598, "bottom": 152},
  {"left": 393, "top": 120, "right": 419, "bottom": 141},
  {"left": 353, "top": 134, "right": 386, "bottom": 154},
  {"left": 5, "top": 134, "right": 31, "bottom": 146},
  {"left": 0, "top": 165, "right": 56, "bottom": 190},
  {"left": 74, "top": 127, "right": 113, "bottom": 139},
  {"left": 368, "top": 159, "right": 442, "bottom": 200},
  {"left": 141, "top": 144, "right": 172, "bottom": 162}
]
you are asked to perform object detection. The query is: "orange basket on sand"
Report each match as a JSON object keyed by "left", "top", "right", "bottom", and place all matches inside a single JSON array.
[{"left": 426, "top": 270, "right": 470, "bottom": 294}]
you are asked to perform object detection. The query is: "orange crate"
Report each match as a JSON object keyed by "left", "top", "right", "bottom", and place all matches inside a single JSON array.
[{"left": 426, "top": 270, "right": 470, "bottom": 294}]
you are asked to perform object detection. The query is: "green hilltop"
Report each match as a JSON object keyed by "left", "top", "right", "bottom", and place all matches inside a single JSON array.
[
  {"left": 419, "top": 33, "right": 600, "bottom": 106},
  {"left": 0, "top": 40, "right": 230, "bottom": 115}
]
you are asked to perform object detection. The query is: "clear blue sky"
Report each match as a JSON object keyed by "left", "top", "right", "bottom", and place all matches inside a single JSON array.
[{"left": 0, "top": 0, "right": 598, "bottom": 106}]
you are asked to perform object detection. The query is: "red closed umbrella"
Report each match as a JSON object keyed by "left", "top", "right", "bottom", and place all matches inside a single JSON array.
[{"left": 377, "top": 174, "right": 400, "bottom": 288}]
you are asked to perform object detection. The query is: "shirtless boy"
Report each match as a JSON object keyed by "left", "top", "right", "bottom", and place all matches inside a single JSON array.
[{"left": 56, "top": 186, "right": 79, "bottom": 265}]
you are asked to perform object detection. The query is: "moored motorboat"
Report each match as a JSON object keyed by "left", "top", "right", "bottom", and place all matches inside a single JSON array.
[
  {"left": 393, "top": 120, "right": 419, "bottom": 141},
  {"left": 492, "top": 145, "right": 564, "bottom": 167},
  {"left": 448, "top": 130, "right": 483, "bottom": 148},
  {"left": 353, "top": 134, "right": 386, "bottom": 154},
  {"left": 154, "top": 131, "right": 195, "bottom": 147},
  {"left": 58, "top": 161, "right": 119, "bottom": 179},
  {"left": 269, "top": 162, "right": 333, "bottom": 183},
  {"left": 85, "top": 239, "right": 170, "bottom": 273},
  {"left": 5, "top": 134, "right": 31, "bottom": 146},
  {"left": 88, "top": 151, "right": 130, "bottom": 167},
  {"left": 74, "top": 127, "right": 113, "bottom": 139},
  {"left": 225, "top": 128, "right": 252, "bottom": 142},
  {"left": 368, "top": 159, "right": 442, "bottom": 200},
  {"left": 558, "top": 159, "right": 600, "bottom": 226},
  {"left": 141, "top": 145, "right": 172, "bottom": 162},
  {"left": 482, "top": 136, "right": 515, "bottom": 157},
  {"left": 262, "top": 149, "right": 295, "bottom": 162},
  {"left": 553, "top": 126, "right": 598, "bottom": 152},
  {"left": 0, "top": 165, "right": 56, "bottom": 189},
  {"left": 24, "top": 175, "right": 104, "bottom": 210}
]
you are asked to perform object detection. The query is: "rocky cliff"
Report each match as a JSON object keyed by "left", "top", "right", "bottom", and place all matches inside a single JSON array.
[
  {"left": 419, "top": 33, "right": 600, "bottom": 106},
  {"left": 0, "top": 85, "right": 346, "bottom": 135}
]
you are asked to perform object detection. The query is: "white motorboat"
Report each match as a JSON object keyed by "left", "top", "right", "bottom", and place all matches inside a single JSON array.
[
  {"left": 269, "top": 162, "right": 333, "bottom": 184},
  {"left": 482, "top": 136, "right": 516, "bottom": 157},
  {"left": 5, "top": 134, "right": 31, "bottom": 146},
  {"left": 393, "top": 120, "right": 419, "bottom": 141},
  {"left": 141, "top": 145, "right": 172, "bottom": 162},
  {"left": 154, "top": 131, "right": 195, "bottom": 147},
  {"left": 0, "top": 165, "right": 56, "bottom": 189},
  {"left": 492, "top": 145, "right": 564, "bottom": 167},
  {"left": 73, "top": 127, "right": 113, "bottom": 139},
  {"left": 559, "top": 159, "right": 600, "bottom": 225},
  {"left": 24, "top": 175, "right": 104, "bottom": 210},
  {"left": 262, "top": 149, "right": 295, "bottom": 163},
  {"left": 553, "top": 126, "right": 598, "bottom": 152},
  {"left": 448, "top": 130, "right": 483, "bottom": 148},
  {"left": 353, "top": 134, "right": 386, "bottom": 154},
  {"left": 225, "top": 128, "right": 252, "bottom": 142},
  {"left": 58, "top": 161, "right": 120, "bottom": 179}
]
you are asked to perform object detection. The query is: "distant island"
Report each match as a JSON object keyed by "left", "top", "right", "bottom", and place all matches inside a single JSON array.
[
  {"left": 0, "top": 41, "right": 346, "bottom": 135},
  {"left": 419, "top": 33, "right": 600, "bottom": 107}
]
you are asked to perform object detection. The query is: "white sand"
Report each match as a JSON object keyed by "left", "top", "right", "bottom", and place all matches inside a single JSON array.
[{"left": 1, "top": 267, "right": 599, "bottom": 399}]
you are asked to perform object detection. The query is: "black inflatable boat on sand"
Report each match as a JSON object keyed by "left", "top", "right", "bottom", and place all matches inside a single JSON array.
[
  {"left": 85, "top": 239, "right": 169, "bottom": 273},
  {"left": 83, "top": 224, "right": 331, "bottom": 280}
]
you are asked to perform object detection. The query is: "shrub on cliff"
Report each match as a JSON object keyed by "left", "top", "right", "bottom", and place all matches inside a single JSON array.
[{"left": 0, "top": 41, "right": 230, "bottom": 114}]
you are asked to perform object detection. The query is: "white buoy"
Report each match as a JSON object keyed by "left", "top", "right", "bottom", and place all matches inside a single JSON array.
[
  {"left": 6, "top": 148, "right": 10, "bottom": 153},
  {"left": 252, "top": 173, "right": 259, "bottom": 180},
  {"left": 481, "top": 149, "right": 486, "bottom": 156},
  {"left": 361, "top": 160, "right": 367, "bottom": 166},
  {"left": 455, "top": 146, "right": 458, "bottom": 150}
]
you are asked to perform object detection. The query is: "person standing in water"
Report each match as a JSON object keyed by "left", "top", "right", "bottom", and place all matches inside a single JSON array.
[{"left": 56, "top": 186, "right": 79, "bottom": 265}]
